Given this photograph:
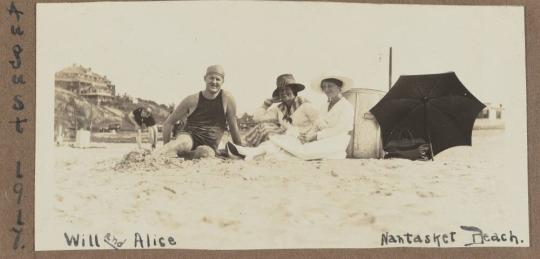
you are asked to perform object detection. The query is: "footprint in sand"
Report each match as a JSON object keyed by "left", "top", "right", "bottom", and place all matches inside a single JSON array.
[
  {"left": 136, "top": 180, "right": 148, "bottom": 186},
  {"left": 384, "top": 163, "right": 402, "bottom": 169},
  {"left": 155, "top": 210, "right": 181, "bottom": 229},
  {"left": 122, "top": 208, "right": 137, "bottom": 214},
  {"left": 218, "top": 219, "right": 241, "bottom": 228},
  {"left": 143, "top": 189, "right": 152, "bottom": 196},
  {"left": 343, "top": 212, "right": 376, "bottom": 226},
  {"left": 303, "top": 208, "right": 330, "bottom": 224},
  {"left": 272, "top": 202, "right": 293, "bottom": 219},
  {"left": 370, "top": 189, "right": 382, "bottom": 195},
  {"left": 370, "top": 188, "right": 393, "bottom": 196},
  {"left": 84, "top": 194, "right": 97, "bottom": 201},
  {"left": 420, "top": 210, "right": 434, "bottom": 216},
  {"left": 202, "top": 216, "right": 213, "bottom": 224},
  {"left": 201, "top": 216, "right": 240, "bottom": 228},
  {"left": 416, "top": 190, "right": 439, "bottom": 198},
  {"left": 473, "top": 187, "right": 485, "bottom": 193}
]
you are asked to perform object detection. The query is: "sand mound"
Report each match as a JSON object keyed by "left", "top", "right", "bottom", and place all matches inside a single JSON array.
[
  {"left": 114, "top": 149, "right": 184, "bottom": 171},
  {"left": 113, "top": 148, "right": 224, "bottom": 172},
  {"left": 125, "top": 149, "right": 152, "bottom": 162}
]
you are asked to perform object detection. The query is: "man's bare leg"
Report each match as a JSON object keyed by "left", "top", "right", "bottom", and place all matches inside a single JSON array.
[
  {"left": 148, "top": 125, "right": 158, "bottom": 150},
  {"left": 153, "top": 134, "right": 193, "bottom": 157},
  {"left": 192, "top": 145, "right": 216, "bottom": 159}
]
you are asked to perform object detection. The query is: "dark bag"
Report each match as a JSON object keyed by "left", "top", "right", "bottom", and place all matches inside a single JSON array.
[{"left": 384, "top": 129, "right": 431, "bottom": 160}]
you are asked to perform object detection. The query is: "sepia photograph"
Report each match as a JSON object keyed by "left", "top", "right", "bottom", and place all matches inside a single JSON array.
[{"left": 35, "top": 1, "right": 528, "bottom": 250}]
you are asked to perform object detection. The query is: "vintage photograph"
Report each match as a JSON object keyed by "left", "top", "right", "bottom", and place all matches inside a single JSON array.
[{"left": 35, "top": 1, "right": 528, "bottom": 250}]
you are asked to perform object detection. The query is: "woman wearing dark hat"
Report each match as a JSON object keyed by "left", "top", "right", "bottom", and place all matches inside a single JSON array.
[{"left": 242, "top": 74, "right": 319, "bottom": 147}]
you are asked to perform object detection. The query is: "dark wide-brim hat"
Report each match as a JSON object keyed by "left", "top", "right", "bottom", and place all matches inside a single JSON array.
[
  {"left": 272, "top": 83, "right": 306, "bottom": 98},
  {"left": 272, "top": 74, "right": 305, "bottom": 98}
]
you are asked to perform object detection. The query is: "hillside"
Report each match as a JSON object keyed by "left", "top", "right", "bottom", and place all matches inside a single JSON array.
[{"left": 54, "top": 88, "right": 172, "bottom": 134}]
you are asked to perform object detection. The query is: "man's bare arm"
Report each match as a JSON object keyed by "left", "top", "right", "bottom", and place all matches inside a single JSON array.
[
  {"left": 223, "top": 92, "right": 243, "bottom": 145},
  {"left": 128, "top": 112, "right": 143, "bottom": 149},
  {"left": 163, "top": 95, "right": 197, "bottom": 144},
  {"left": 127, "top": 112, "right": 139, "bottom": 129}
]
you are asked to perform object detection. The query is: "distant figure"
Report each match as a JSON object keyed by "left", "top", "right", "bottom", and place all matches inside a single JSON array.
[
  {"left": 156, "top": 65, "right": 243, "bottom": 159},
  {"left": 128, "top": 107, "right": 158, "bottom": 150}
]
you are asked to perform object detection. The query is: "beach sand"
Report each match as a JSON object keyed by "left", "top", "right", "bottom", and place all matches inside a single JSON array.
[{"left": 36, "top": 130, "right": 528, "bottom": 249}]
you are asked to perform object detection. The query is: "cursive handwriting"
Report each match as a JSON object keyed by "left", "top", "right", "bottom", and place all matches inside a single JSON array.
[
  {"left": 380, "top": 226, "right": 525, "bottom": 247},
  {"left": 7, "top": 1, "right": 27, "bottom": 250},
  {"left": 63, "top": 232, "right": 177, "bottom": 249},
  {"left": 381, "top": 231, "right": 456, "bottom": 247},
  {"left": 460, "top": 225, "right": 524, "bottom": 246}
]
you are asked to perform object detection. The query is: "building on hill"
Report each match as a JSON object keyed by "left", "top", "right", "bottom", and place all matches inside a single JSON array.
[
  {"left": 477, "top": 102, "right": 503, "bottom": 120},
  {"left": 475, "top": 102, "right": 504, "bottom": 130},
  {"left": 55, "top": 64, "right": 116, "bottom": 105}
]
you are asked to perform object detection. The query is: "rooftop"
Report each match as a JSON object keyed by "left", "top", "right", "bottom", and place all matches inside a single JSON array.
[{"left": 56, "top": 64, "right": 112, "bottom": 84}]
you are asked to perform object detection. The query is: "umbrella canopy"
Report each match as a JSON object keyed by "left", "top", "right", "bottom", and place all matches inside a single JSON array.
[{"left": 370, "top": 72, "right": 485, "bottom": 157}]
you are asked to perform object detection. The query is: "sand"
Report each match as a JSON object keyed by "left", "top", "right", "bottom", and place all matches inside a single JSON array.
[{"left": 36, "top": 130, "right": 529, "bottom": 250}]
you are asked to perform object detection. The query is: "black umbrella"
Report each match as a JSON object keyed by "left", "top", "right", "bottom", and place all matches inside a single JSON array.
[{"left": 370, "top": 72, "right": 485, "bottom": 159}]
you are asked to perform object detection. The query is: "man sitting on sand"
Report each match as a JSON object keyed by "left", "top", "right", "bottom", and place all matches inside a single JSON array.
[
  {"left": 156, "top": 65, "right": 243, "bottom": 159},
  {"left": 128, "top": 107, "right": 158, "bottom": 150}
]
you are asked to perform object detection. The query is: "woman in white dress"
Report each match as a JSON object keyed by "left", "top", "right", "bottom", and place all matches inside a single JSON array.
[{"left": 229, "top": 73, "right": 354, "bottom": 160}]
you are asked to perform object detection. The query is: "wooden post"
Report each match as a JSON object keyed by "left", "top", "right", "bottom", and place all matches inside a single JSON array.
[{"left": 389, "top": 47, "right": 393, "bottom": 91}]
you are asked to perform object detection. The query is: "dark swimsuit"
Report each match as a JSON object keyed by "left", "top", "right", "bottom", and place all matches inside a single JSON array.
[
  {"left": 180, "top": 91, "right": 227, "bottom": 150},
  {"left": 132, "top": 107, "right": 156, "bottom": 127}
]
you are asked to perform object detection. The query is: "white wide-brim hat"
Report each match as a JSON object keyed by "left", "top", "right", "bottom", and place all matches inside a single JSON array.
[{"left": 311, "top": 73, "right": 353, "bottom": 94}]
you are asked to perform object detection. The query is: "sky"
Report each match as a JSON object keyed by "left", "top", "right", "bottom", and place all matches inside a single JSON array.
[{"left": 37, "top": 1, "right": 525, "bottom": 114}]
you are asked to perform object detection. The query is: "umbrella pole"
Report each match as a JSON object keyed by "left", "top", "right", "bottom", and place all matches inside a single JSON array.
[
  {"left": 423, "top": 99, "right": 435, "bottom": 161},
  {"left": 428, "top": 135, "right": 435, "bottom": 161}
]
